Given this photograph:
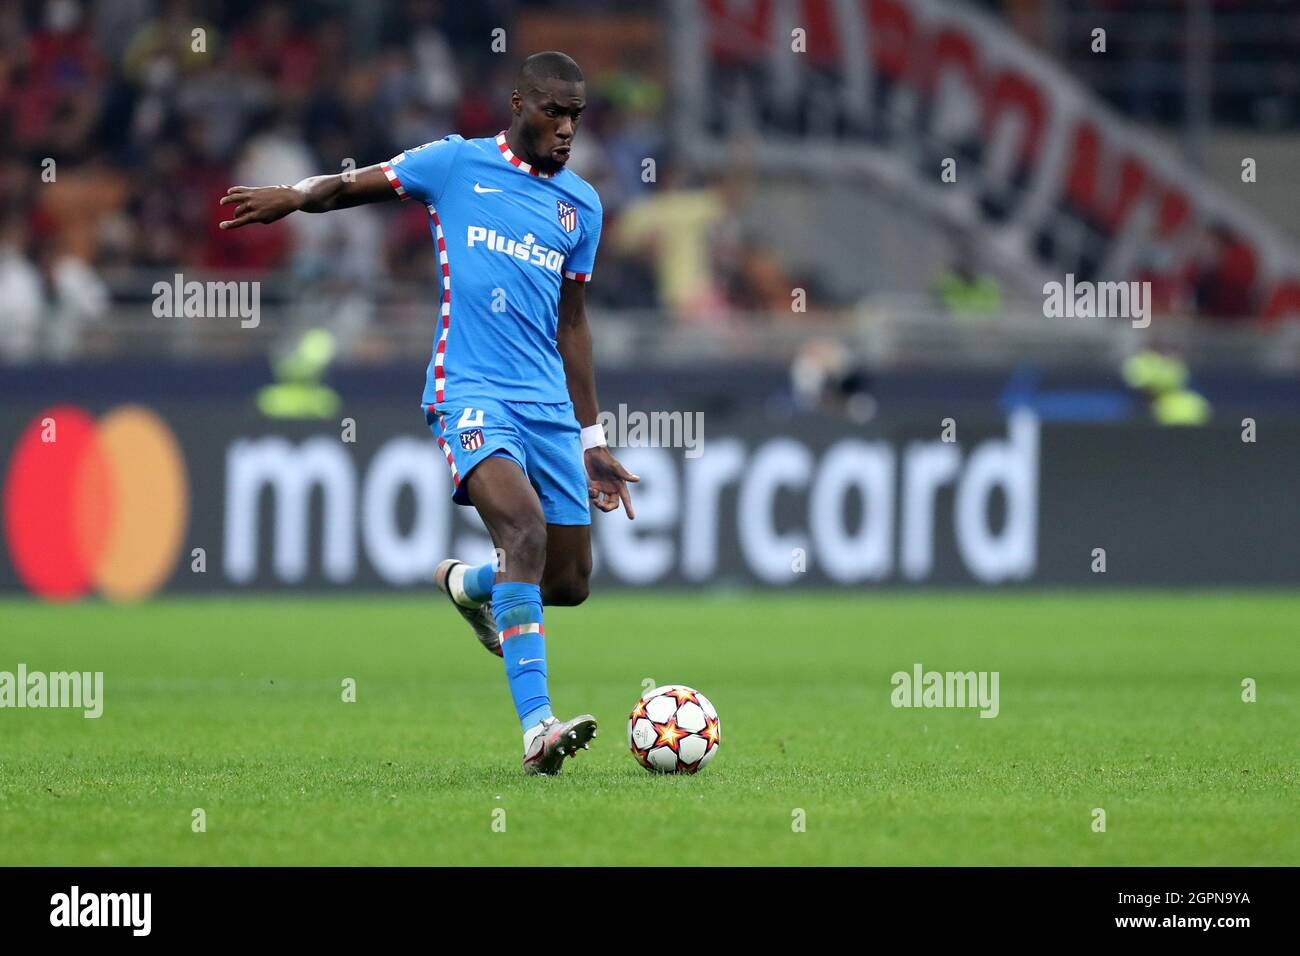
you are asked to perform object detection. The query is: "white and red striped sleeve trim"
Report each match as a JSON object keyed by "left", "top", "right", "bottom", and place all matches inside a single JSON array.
[
  {"left": 562, "top": 269, "right": 592, "bottom": 282},
  {"left": 380, "top": 160, "right": 408, "bottom": 200}
]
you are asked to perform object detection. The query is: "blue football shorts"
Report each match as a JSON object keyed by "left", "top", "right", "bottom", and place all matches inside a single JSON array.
[{"left": 425, "top": 396, "right": 591, "bottom": 526}]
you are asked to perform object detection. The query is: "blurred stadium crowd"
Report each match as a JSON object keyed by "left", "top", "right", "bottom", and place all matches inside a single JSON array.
[
  {"left": 2, "top": 0, "right": 1299, "bottom": 362},
  {"left": 1, "top": 0, "right": 824, "bottom": 360}
]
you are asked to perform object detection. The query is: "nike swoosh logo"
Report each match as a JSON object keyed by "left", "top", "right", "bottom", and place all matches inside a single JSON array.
[
  {"left": 474, "top": 183, "right": 503, "bottom": 193},
  {"left": 519, "top": 658, "right": 545, "bottom": 665}
]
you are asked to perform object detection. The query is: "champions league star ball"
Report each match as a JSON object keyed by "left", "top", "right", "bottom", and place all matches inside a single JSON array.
[{"left": 628, "top": 685, "right": 721, "bottom": 774}]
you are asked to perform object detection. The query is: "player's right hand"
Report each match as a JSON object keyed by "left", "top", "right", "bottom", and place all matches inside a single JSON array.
[
  {"left": 585, "top": 446, "right": 639, "bottom": 520},
  {"left": 219, "top": 185, "right": 302, "bottom": 229}
]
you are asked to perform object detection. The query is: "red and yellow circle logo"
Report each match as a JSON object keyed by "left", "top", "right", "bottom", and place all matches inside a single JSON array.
[{"left": 3, "top": 404, "right": 189, "bottom": 601}]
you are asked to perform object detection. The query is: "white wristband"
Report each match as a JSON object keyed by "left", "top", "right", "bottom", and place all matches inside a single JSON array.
[{"left": 580, "top": 423, "right": 607, "bottom": 450}]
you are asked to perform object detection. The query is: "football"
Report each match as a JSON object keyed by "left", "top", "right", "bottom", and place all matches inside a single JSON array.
[{"left": 628, "top": 684, "right": 721, "bottom": 773}]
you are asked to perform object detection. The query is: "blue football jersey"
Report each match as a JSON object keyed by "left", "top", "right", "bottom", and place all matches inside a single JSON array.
[{"left": 381, "top": 131, "right": 603, "bottom": 406}]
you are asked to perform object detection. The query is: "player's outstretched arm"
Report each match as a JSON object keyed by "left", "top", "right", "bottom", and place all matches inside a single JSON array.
[
  {"left": 219, "top": 165, "right": 397, "bottom": 230},
  {"left": 558, "top": 277, "right": 639, "bottom": 519}
]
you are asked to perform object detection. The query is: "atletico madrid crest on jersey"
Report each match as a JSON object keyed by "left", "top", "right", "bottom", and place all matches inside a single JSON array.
[
  {"left": 460, "top": 428, "right": 485, "bottom": 451},
  {"left": 557, "top": 200, "right": 577, "bottom": 233}
]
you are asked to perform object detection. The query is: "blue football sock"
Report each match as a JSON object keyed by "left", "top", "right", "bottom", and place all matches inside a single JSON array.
[
  {"left": 493, "top": 581, "right": 552, "bottom": 729},
  {"left": 462, "top": 561, "right": 496, "bottom": 604}
]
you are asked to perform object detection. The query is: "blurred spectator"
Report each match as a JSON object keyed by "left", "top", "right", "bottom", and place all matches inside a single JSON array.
[
  {"left": 1122, "top": 350, "right": 1211, "bottom": 426},
  {"left": 791, "top": 338, "right": 876, "bottom": 423},
  {"left": 613, "top": 164, "right": 750, "bottom": 323},
  {"left": 590, "top": 66, "right": 665, "bottom": 213},
  {"left": 0, "top": 215, "right": 43, "bottom": 360},
  {"left": 35, "top": 153, "right": 127, "bottom": 265},
  {"left": 228, "top": 3, "right": 317, "bottom": 103},
  {"left": 403, "top": 0, "right": 461, "bottom": 126},
  {"left": 1191, "top": 225, "right": 1257, "bottom": 322},
  {"left": 0, "top": 0, "right": 893, "bottom": 340},
  {"left": 16, "top": 0, "right": 105, "bottom": 155},
  {"left": 123, "top": 0, "right": 215, "bottom": 82},
  {"left": 45, "top": 243, "right": 109, "bottom": 359},
  {"left": 932, "top": 236, "right": 1003, "bottom": 321}
]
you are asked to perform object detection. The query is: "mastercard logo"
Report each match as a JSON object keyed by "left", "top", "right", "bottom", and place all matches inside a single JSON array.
[{"left": 3, "top": 405, "right": 189, "bottom": 601}]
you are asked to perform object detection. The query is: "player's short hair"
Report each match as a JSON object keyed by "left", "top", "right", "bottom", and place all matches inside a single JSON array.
[{"left": 517, "top": 51, "right": 584, "bottom": 93}]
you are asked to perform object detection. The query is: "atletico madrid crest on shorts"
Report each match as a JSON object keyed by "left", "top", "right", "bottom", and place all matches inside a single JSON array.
[
  {"left": 460, "top": 428, "right": 485, "bottom": 451},
  {"left": 557, "top": 200, "right": 577, "bottom": 233}
]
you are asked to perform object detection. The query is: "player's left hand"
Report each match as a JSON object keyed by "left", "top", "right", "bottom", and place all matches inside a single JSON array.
[{"left": 585, "top": 447, "right": 639, "bottom": 519}]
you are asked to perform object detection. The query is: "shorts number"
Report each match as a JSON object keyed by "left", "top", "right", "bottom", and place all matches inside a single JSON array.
[{"left": 458, "top": 407, "right": 485, "bottom": 428}]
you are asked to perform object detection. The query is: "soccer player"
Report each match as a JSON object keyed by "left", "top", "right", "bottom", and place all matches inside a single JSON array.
[{"left": 219, "top": 52, "right": 638, "bottom": 775}]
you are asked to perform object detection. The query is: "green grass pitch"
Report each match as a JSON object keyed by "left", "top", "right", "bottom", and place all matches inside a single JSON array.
[{"left": 1, "top": 592, "right": 1296, "bottom": 866}]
